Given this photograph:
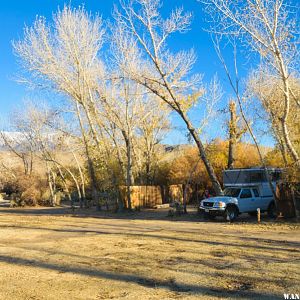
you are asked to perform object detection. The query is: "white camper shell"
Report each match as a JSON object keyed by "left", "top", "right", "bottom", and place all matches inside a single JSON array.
[{"left": 223, "top": 167, "right": 282, "bottom": 197}]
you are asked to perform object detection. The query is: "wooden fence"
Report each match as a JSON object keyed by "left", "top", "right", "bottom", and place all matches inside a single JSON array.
[
  {"left": 119, "top": 184, "right": 194, "bottom": 208},
  {"left": 120, "top": 186, "right": 162, "bottom": 208}
]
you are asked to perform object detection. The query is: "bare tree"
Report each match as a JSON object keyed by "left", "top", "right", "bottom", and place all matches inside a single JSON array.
[
  {"left": 101, "top": 78, "right": 165, "bottom": 209},
  {"left": 16, "top": 101, "right": 87, "bottom": 207},
  {"left": 0, "top": 108, "right": 36, "bottom": 176},
  {"left": 13, "top": 6, "right": 106, "bottom": 202},
  {"left": 112, "top": 0, "right": 223, "bottom": 195},
  {"left": 201, "top": 0, "right": 300, "bottom": 170},
  {"left": 248, "top": 73, "right": 300, "bottom": 168},
  {"left": 0, "top": 131, "right": 34, "bottom": 176},
  {"left": 14, "top": 102, "right": 59, "bottom": 206}
]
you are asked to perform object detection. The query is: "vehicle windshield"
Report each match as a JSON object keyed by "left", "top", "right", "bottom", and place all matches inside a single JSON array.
[{"left": 223, "top": 188, "right": 241, "bottom": 197}]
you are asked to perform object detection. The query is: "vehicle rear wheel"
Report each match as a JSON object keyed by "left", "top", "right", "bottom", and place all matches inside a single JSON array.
[
  {"left": 224, "top": 206, "right": 238, "bottom": 222},
  {"left": 268, "top": 202, "right": 277, "bottom": 219}
]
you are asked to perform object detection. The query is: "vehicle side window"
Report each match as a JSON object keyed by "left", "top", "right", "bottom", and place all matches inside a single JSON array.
[
  {"left": 240, "top": 189, "right": 252, "bottom": 198},
  {"left": 252, "top": 189, "right": 259, "bottom": 197}
]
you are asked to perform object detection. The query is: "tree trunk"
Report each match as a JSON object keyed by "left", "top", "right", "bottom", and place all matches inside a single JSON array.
[
  {"left": 145, "top": 159, "right": 151, "bottom": 185},
  {"left": 274, "top": 46, "right": 300, "bottom": 170},
  {"left": 22, "top": 155, "right": 29, "bottom": 175},
  {"left": 65, "top": 167, "right": 82, "bottom": 208},
  {"left": 56, "top": 165, "right": 72, "bottom": 206},
  {"left": 274, "top": 126, "right": 289, "bottom": 167},
  {"left": 281, "top": 116, "right": 300, "bottom": 169},
  {"left": 29, "top": 151, "right": 33, "bottom": 175},
  {"left": 75, "top": 102, "right": 98, "bottom": 206},
  {"left": 228, "top": 101, "right": 237, "bottom": 169},
  {"left": 179, "top": 112, "right": 223, "bottom": 196},
  {"left": 72, "top": 151, "right": 86, "bottom": 207},
  {"left": 122, "top": 131, "right": 134, "bottom": 210},
  {"left": 51, "top": 170, "right": 57, "bottom": 206},
  {"left": 47, "top": 166, "right": 56, "bottom": 207}
]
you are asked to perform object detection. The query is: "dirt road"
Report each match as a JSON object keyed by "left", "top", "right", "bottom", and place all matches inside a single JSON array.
[{"left": 0, "top": 207, "right": 299, "bottom": 299}]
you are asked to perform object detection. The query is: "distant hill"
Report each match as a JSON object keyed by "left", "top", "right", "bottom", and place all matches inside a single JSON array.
[{"left": 0, "top": 131, "right": 27, "bottom": 150}]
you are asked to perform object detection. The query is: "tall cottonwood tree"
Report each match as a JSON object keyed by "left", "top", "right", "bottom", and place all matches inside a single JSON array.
[
  {"left": 100, "top": 77, "right": 169, "bottom": 208},
  {"left": 13, "top": 6, "right": 106, "bottom": 201},
  {"left": 249, "top": 74, "right": 300, "bottom": 169},
  {"left": 201, "top": 0, "right": 300, "bottom": 170},
  {"left": 113, "top": 0, "right": 223, "bottom": 195},
  {"left": 14, "top": 5, "right": 172, "bottom": 208}
]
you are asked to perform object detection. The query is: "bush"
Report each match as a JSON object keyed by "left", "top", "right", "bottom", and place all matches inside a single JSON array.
[
  {"left": 20, "top": 185, "right": 41, "bottom": 206},
  {"left": 1, "top": 170, "right": 52, "bottom": 207},
  {"left": 38, "top": 190, "right": 51, "bottom": 206}
]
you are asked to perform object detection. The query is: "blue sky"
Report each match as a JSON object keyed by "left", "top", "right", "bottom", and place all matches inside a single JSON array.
[{"left": 0, "top": 0, "right": 291, "bottom": 145}]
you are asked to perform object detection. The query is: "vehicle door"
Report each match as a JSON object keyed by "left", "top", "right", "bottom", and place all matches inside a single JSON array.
[
  {"left": 252, "top": 187, "right": 271, "bottom": 211},
  {"left": 251, "top": 188, "right": 262, "bottom": 211},
  {"left": 238, "top": 188, "right": 255, "bottom": 212}
]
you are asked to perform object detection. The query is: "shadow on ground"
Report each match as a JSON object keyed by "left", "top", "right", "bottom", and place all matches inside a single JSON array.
[{"left": 0, "top": 253, "right": 283, "bottom": 299}]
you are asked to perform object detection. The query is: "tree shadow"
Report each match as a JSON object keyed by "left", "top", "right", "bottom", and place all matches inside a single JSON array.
[
  {"left": 0, "top": 253, "right": 282, "bottom": 299},
  {"left": 238, "top": 236, "right": 300, "bottom": 248},
  {"left": 1, "top": 223, "right": 299, "bottom": 254},
  {"left": 160, "top": 261, "right": 292, "bottom": 289}
]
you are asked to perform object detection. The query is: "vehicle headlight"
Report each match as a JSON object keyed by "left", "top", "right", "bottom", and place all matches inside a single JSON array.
[
  {"left": 200, "top": 200, "right": 204, "bottom": 206},
  {"left": 214, "top": 202, "right": 226, "bottom": 208}
]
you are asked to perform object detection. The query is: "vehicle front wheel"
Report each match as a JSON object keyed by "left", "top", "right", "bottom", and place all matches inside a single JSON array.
[
  {"left": 224, "top": 206, "right": 238, "bottom": 222},
  {"left": 268, "top": 202, "right": 277, "bottom": 219}
]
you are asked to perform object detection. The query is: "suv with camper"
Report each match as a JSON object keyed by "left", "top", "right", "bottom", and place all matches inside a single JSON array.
[{"left": 199, "top": 168, "right": 281, "bottom": 221}]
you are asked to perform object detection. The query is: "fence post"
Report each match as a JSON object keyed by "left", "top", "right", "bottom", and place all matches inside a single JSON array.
[{"left": 257, "top": 208, "right": 261, "bottom": 223}]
